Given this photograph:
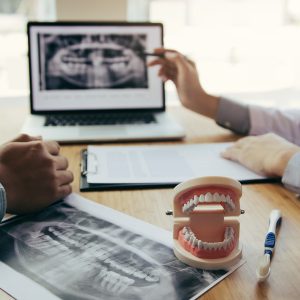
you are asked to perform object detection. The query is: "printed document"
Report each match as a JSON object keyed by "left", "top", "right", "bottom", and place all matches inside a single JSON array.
[{"left": 87, "top": 143, "right": 268, "bottom": 184}]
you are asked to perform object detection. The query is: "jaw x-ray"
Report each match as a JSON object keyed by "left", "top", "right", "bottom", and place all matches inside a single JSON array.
[
  {"left": 38, "top": 33, "right": 148, "bottom": 90},
  {"left": 0, "top": 197, "right": 229, "bottom": 300}
]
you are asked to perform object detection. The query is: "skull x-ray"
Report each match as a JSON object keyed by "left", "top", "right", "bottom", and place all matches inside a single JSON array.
[
  {"left": 38, "top": 33, "right": 148, "bottom": 90},
  {"left": 0, "top": 201, "right": 227, "bottom": 300}
]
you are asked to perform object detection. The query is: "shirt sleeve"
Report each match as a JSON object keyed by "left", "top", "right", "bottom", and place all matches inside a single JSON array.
[
  {"left": 0, "top": 182, "right": 7, "bottom": 222},
  {"left": 282, "top": 153, "right": 300, "bottom": 194},
  {"left": 249, "top": 105, "right": 300, "bottom": 146},
  {"left": 216, "top": 97, "right": 250, "bottom": 135}
]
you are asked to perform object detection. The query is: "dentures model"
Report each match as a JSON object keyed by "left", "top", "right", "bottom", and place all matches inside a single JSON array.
[{"left": 173, "top": 176, "right": 242, "bottom": 270}]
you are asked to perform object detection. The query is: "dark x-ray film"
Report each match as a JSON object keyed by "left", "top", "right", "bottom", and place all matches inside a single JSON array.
[
  {"left": 0, "top": 195, "right": 239, "bottom": 300},
  {"left": 38, "top": 33, "right": 148, "bottom": 90}
]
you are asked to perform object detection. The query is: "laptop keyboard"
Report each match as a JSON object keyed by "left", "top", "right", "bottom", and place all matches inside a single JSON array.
[{"left": 45, "top": 112, "right": 157, "bottom": 126}]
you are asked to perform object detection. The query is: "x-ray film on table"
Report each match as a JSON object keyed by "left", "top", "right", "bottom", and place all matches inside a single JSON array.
[{"left": 0, "top": 194, "right": 242, "bottom": 300}]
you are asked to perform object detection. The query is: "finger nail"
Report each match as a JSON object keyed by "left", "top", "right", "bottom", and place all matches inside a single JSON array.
[
  {"left": 159, "top": 75, "right": 168, "bottom": 82},
  {"left": 165, "top": 52, "right": 177, "bottom": 59}
]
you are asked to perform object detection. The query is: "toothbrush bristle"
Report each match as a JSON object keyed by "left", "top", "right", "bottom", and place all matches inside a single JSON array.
[{"left": 258, "top": 254, "right": 270, "bottom": 277}]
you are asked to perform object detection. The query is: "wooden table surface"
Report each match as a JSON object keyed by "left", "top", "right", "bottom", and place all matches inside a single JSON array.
[{"left": 1, "top": 101, "right": 300, "bottom": 300}]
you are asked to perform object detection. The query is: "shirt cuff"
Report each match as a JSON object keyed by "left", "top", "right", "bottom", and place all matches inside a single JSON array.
[
  {"left": 282, "top": 153, "right": 300, "bottom": 194},
  {"left": 216, "top": 97, "right": 250, "bottom": 135},
  {"left": 0, "top": 182, "right": 7, "bottom": 222}
]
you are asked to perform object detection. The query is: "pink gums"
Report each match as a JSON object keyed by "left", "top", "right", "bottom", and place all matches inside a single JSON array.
[{"left": 178, "top": 228, "right": 236, "bottom": 259}]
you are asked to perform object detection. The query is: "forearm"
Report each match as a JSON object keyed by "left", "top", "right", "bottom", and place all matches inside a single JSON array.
[
  {"left": 216, "top": 97, "right": 250, "bottom": 135},
  {"left": 216, "top": 99, "right": 300, "bottom": 193},
  {"left": 188, "top": 94, "right": 220, "bottom": 120}
]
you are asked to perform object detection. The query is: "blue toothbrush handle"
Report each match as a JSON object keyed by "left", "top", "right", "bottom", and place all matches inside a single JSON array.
[
  {"left": 264, "top": 232, "right": 276, "bottom": 258},
  {"left": 264, "top": 210, "right": 282, "bottom": 259}
]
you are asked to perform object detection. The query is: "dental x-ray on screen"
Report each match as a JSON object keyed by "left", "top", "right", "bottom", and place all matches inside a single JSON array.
[{"left": 39, "top": 33, "right": 148, "bottom": 90}]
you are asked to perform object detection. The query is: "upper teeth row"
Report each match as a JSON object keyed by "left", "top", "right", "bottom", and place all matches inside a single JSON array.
[
  {"left": 182, "top": 192, "right": 235, "bottom": 213},
  {"left": 182, "top": 226, "right": 235, "bottom": 250}
]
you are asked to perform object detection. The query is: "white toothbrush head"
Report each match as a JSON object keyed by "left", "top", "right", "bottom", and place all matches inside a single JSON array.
[{"left": 256, "top": 253, "right": 271, "bottom": 282}]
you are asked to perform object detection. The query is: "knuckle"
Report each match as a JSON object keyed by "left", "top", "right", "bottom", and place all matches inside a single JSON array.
[
  {"left": 53, "top": 141, "right": 60, "bottom": 151},
  {"left": 32, "top": 140, "right": 45, "bottom": 151},
  {"left": 19, "top": 133, "right": 31, "bottom": 141},
  {"left": 62, "top": 156, "right": 69, "bottom": 168},
  {"left": 68, "top": 171, "right": 74, "bottom": 182},
  {"left": 46, "top": 156, "right": 56, "bottom": 168}
]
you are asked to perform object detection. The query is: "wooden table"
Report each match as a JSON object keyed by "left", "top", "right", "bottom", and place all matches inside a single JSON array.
[{"left": 1, "top": 101, "right": 300, "bottom": 300}]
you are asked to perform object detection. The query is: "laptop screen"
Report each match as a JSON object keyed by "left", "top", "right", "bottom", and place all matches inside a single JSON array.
[{"left": 28, "top": 22, "right": 165, "bottom": 113}]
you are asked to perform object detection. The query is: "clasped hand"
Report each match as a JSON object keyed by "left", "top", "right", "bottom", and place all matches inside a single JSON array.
[{"left": 0, "top": 134, "right": 73, "bottom": 214}]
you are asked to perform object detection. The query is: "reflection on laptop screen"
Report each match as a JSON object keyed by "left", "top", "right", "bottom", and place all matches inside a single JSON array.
[{"left": 28, "top": 22, "right": 164, "bottom": 112}]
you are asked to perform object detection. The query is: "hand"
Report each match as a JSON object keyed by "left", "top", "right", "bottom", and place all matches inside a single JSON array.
[
  {"left": 147, "top": 48, "right": 219, "bottom": 118},
  {"left": 222, "top": 133, "right": 300, "bottom": 176},
  {"left": 0, "top": 134, "right": 74, "bottom": 214}
]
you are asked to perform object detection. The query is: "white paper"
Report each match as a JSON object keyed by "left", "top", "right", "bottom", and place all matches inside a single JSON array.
[
  {"left": 0, "top": 193, "right": 244, "bottom": 300},
  {"left": 87, "top": 143, "right": 267, "bottom": 184}
]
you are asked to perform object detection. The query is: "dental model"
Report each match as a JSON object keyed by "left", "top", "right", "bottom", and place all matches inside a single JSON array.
[{"left": 173, "top": 176, "right": 243, "bottom": 270}]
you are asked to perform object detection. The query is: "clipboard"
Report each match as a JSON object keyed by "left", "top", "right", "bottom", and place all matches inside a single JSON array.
[
  {"left": 79, "top": 149, "right": 281, "bottom": 192},
  {"left": 80, "top": 149, "right": 178, "bottom": 191}
]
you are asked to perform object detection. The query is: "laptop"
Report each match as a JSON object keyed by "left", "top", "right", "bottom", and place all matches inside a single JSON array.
[{"left": 21, "top": 21, "right": 185, "bottom": 143}]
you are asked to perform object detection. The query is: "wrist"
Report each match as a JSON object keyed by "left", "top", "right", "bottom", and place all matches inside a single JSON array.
[{"left": 191, "top": 93, "right": 220, "bottom": 119}]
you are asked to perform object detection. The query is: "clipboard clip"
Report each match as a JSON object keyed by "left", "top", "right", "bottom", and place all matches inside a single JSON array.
[{"left": 80, "top": 150, "right": 98, "bottom": 176}]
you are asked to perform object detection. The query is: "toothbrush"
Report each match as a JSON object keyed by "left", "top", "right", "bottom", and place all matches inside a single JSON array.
[{"left": 256, "top": 209, "right": 282, "bottom": 282}]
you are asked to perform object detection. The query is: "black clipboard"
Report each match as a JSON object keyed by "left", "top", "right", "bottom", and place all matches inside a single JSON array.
[
  {"left": 80, "top": 149, "right": 178, "bottom": 191},
  {"left": 79, "top": 149, "right": 281, "bottom": 192}
]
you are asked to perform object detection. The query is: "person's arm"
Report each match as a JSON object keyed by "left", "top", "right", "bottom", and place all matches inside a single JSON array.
[
  {"left": 216, "top": 97, "right": 250, "bottom": 135},
  {"left": 149, "top": 48, "right": 300, "bottom": 144},
  {"left": 148, "top": 48, "right": 220, "bottom": 119},
  {"left": 217, "top": 99, "right": 300, "bottom": 145}
]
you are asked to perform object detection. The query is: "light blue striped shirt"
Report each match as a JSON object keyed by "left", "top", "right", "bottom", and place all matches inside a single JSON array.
[{"left": 217, "top": 97, "right": 300, "bottom": 194}]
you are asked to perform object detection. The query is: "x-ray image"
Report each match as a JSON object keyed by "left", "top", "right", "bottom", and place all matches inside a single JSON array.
[
  {"left": 38, "top": 33, "right": 148, "bottom": 90},
  {"left": 0, "top": 197, "right": 231, "bottom": 300}
]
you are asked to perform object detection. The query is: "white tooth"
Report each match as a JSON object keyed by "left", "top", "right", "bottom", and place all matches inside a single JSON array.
[
  {"left": 193, "top": 195, "right": 199, "bottom": 205},
  {"left": 199, "top": 194, "right": 205, "bottom": 203},
  {"left": 226, "top": 195, "right": 231, "bottom": 204},
  {"left": 214, "top": 242, "right": 222, "bottom": 250},
  {"left": 183, "top": 203, "right": 187, "bottom": 212},
  {"left": 191, "top": 236, "right": 197, "bottom": 247},
  {"left": 197, "top": 240, "right": 202, "bottom": 248},
  {"left": 213, "top": 193, "right": 220, "bottom": 202},
  {"left": 185, "top": 232, "right": 190, "bottom": 241},
  {"left": 228, "top": 199, "right": 236, "bottom": 210},
  {"left": 220, "top": 194, "right": 226, "bottom": 203},
  {"left": 205, "top": 192, "right": 212, "bottom": 202},
  {"left": 203, "top": 242, "right": 209, "bottom": 250},
  {"left": 182, "top": 227, "right": 187, "bottom": 234}
]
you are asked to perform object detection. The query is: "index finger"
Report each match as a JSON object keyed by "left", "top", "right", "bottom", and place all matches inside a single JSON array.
[
  {"left": 153, "top": 48, "right": 177, "bottom": 55},
  {"left": 221, "top": 146, "right": 241, "bottom": 161},
  {"left": 147, "top": 58, "right": 166, "bottom": 67}
]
